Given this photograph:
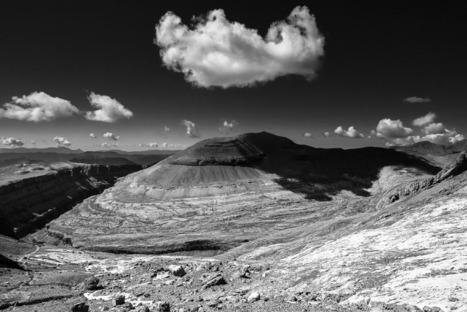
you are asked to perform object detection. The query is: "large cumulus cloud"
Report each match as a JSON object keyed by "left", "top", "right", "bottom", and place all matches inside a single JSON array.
[
  {"left": 155, "top": 6, "right": 324, "bottom": 88},
  {"left": 376, "top": 119, "right": 413, "bottom": 139},
  {"left": 0, "top": 92, "right": 79, "bottom": 122},
  {"left": 85, "top": 92, "right": 133, "bottom": 123}
]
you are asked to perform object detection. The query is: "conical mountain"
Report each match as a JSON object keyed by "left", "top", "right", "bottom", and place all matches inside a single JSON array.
[{"left": 47, "top": 132, "right": 438, "bottom": 254}]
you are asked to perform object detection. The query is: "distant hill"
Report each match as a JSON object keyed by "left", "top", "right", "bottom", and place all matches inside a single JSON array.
[
  {"left": 395, "top": 139, "right": 467, "bottom": 156},
  {"left": 0, "top": 146, "right": 83, "bottom": 154},
  {"left": 0, "top": 148, "right": 177, "bottom": 167}
]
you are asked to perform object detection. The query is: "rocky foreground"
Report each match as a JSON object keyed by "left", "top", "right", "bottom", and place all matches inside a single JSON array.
[{"left": 0, "top": 243, "right": 446, "bottom": 312}]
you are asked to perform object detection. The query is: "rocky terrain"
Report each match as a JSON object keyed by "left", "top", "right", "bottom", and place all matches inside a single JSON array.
[
  {"left": 0, "top": 161, "right": 142, "bottom": 238},
  {"left": 1, "top": 132, "right": 467, "bottom": 311}
]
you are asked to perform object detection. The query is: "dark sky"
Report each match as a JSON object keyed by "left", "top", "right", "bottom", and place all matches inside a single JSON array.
[{"left": 0, "top": 0, "right": 466, "bottom": 150}]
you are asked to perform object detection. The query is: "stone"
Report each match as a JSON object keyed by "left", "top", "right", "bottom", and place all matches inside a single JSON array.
[
  {"left": 71, "top": 301, "right": 89, "bottom": 312},
  {"left": 155, "top": 301, "right": 170, "bottom": 312},
  {"left": 168, "top": 265, "right": 186, "bottom": 277},
  {"left": 201, "top": 273, "right": 226, "bottom": 289},
  {"left": 84, "top": 276, "right": 100, "bottom": 290},
  {"left": 135, "top": 307, "right": 150, "bottom": 312},
  {"left": 247, "top": 292, "right": 260, "bottom": 302},
  {"left": 112, "top": 294, "right": 125, "bottom": 306}
]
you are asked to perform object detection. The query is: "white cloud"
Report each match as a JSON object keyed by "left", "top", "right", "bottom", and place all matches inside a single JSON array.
[
  {"left": 101, "top": 142, "right": 118, "bottom": 148},
  {"left": 164, "top": 126, "right": 171, "bottom": 132},
  {"left": 53, "top": 136, "right": 71, "bottom": 147},
  {"left": 219, "top": 120, "right": 239, "bottom": 133},
  {"left": 413, "top": 112, "right": 436, "bottom": 127},
  {"left": 85, "top": 92, "right": 133, "bottom": 123},
  {"left": 30, "top": 140, "right": 36, "bottom": 145},
  {"left": 385, "top": 136, "right": 421, "bottom": 147},
  {"left": 323, "top": 131, "right": 330, "bottom": 137},
  {"left": 423, "top": 122, "right": 446, "bottom": 135},
  {"left": 162, "top": 142, "right": 168, "bottom": 148},
  {"left": 334, "top": 126, "right": 364, "bottom": 138},
  {"left": 423, "top": 130, "right": 464, "bottom": 145},
  {"left": 155, "top": 6, "right": 324, "bottom": 88},
  {"left": 303, "top": 132, "right": 314, "bottom": 138},
  {"left": 89, "top": 133, "right": 97, "bottom": 138},
  {"left": 1, "top": 137, "right": 24, "bottom": 147},
  {"left": 404, "top": 96, "right": 431, "bottom": 103},
  {"left": 140, "top": 142, "right": 159, "bottom": 148},
  {"left": 103, "top": 132, "right": 119, "bottom": 141},
  {"left": 0, "top": 92, "right": 78, "bottom": 122},
  {"left": 182, "top": 119, "right": 200, "bottom": 137},
  {"left": 376, "top": 118, "right": 413, "bottom": 139},
  {"left": 386, "top": 129, "right": 464, "bottom": 146}
]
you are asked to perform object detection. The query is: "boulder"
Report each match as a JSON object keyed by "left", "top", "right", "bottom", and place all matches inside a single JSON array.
[{"left": 168, "top": 264, "right": 186, "bottom": 277}]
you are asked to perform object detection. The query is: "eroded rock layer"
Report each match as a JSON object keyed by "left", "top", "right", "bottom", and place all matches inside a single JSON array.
[{"left": 0, "top": 162, "right": 142, "bottom": 238}]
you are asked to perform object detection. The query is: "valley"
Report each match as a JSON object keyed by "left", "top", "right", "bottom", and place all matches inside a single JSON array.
[{"left": 1, "top": 133, "right": 466, "bottom": 312}]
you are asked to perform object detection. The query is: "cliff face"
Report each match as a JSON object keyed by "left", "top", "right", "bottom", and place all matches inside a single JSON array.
[
  {"left": 0, "top": 162, "right": 142, "bottom": 238},
  {"left": 381, "top": 152, "right": 467, "bottom": 206}
]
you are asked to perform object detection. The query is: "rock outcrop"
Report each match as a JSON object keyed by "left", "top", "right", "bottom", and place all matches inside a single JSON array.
[
  {"left": 381, "top": 152, "right": 467, "bottom": 206},
  {"left": 0, "top": 162, "right": 142, "bottom": 238}
]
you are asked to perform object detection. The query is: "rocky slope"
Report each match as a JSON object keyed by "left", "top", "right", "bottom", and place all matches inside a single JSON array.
[
  {"left": 379, "top": 152, "right": 467, "bottom": 207},
  {"left": 46, "top": 132, "right": 437, "bottom": 254},
  {"left": 0, "top": 161, "right": 142, "bottom": 238}
]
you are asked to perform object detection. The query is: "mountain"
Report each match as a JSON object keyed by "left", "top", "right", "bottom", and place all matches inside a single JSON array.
[{"left": 46, "top": 132, "right": 438, "bottom": 254}]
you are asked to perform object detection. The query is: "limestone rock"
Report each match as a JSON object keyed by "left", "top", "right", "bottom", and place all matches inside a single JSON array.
[
  {"left": 112, "top": 294, "right": 125, "bottom": 306},
  {"left": 155, "top": 301, "right": 170, "bottom": 312},
  {"left": 247, "top": 291, "right": 260, "bottom": 302},
  {"left": 168, "top": 264, "right": 186, "bottom": 277},
  {"left": 83, "top": 276, "right": 100, "bottom": 290}
]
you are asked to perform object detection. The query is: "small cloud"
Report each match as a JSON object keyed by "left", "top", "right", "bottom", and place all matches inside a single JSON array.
[
  {"left": 376, "top": 118, "right": 413, "bottom": 139},
  {"left": 85, "top": 92, "right": 133, "bottom": 123},
  {"left": 103, "top": 132, "right": 119, "bottom": 141},
  {"left": 30, "top": 140, "right": 36, "bottom": 145},
  {"left": 1, "top": 137, "right": 24, "bottom": 147},
  {"left": 0, "top": 92, "right": 78, "bottom": 122},
  {"left": 164, "top": 126, "right": 171, "bottom": 132},
  {"left": 53, "top": 136, "right": 71, "bottom": 147},
  {"left": 219, "top": 120, "right": 238, "bottom": 134},
  {"left": 162, "top": 142, "right": 168, "bottom": 148},
  {"left": 182, "top": 120, "right": 200, "bottom": 138},
  {"left": 89, "top": 133, "right": 97, "bottom": 138},
  {"left": 155, "top": 6, "right": 324, "bottom": 88},
  {"left": 404, "top": 96, "right": 431, "bottom": 103},
  {"left": 413, "top": 112, "right": 436, "bottom": 127},
  {"left": 303, "top": 132, "right": 314, "bottom": 138},
  {"left": 101, "top": 142, "right": 118, "bottom": 148},
  {"left": 423, "top": 122, "right": 446, "bottom": 135},
  {"left": 140, "top": 142, "right": 159, "bottom": 148},
  {"left": 334, "top": 126, "right": 364, "bottom": 139},
  {"left": 322, "top": 131, "right": 330, "bottom": 137}
]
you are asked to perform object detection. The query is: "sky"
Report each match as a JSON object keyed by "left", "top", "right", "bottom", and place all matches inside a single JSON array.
[{"left": 0, "top": 0, "right": 466, "bottom": 150}]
